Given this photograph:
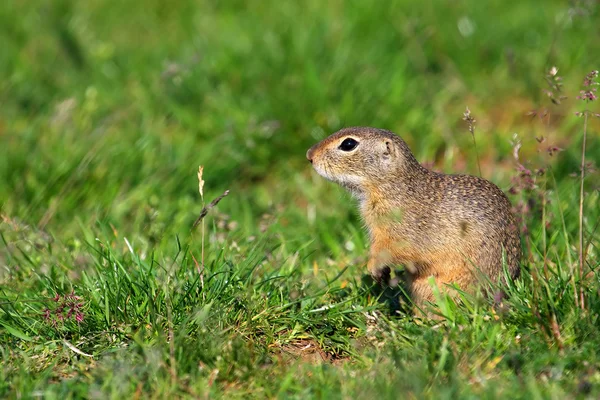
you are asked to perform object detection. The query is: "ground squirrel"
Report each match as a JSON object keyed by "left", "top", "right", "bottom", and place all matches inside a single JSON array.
[{"left": 306, "top": 127, "right": 521, "bottom": 308}]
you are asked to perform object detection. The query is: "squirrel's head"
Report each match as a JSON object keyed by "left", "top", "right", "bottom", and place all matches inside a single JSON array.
[{"left": 306, "top": 127, "right": 421, "bottom": 197}]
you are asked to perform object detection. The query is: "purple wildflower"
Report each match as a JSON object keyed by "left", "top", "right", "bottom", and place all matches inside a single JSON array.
[{"left": 43, "top": 292, "right": 85, "bottom": 326}]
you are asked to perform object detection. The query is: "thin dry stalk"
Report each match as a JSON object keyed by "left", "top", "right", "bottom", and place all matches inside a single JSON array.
[
  {"left": 165, "top": 276, "right": 177, "bottom": 385},
  {"left": 530, "top": 66, "right": 565, "bottom": 283},
  {"left": 201, "top": 217, "right": 205, "bottom": 291},
  {"left": 578, "top": 111, "right": 588, "bottom": 310},
  {"left": 198, "top": 166, "right": 206, "bottom": 292},
  {"left": 194, "top": 166, "right": 231, "bottom": 301},
  {"left": 550, "top": 314, "right": 564, "bottom": 352},
  {"left": 575, "top": 69, "right": 598, "bottom": 310},
  {"left": 463, "top": 107, "right": 482, "bottom": 177},
  {"left": 192, "top": 190, "right": 231, "bottom": 229},
  {"left": 541, "top": 188, "right": 549, "bottom": 281},
  {"left": 192, "top": 254, "right": 205, "bottom": 301}
]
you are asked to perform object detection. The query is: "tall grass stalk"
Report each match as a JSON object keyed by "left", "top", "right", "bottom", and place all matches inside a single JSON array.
[
  {"left": 578, "top": 111, "right": 588, "bottom": 310},
  {"left": 463, "top": 107, "right": 482, "bottom": 177},
  {"left": 575, "top": 69, "right": 598, "bottom": 310}
]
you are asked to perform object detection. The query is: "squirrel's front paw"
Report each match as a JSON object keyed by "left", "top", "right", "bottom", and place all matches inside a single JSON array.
[
  {"left": 368, "top": 264, "right": 391, "bottom": 285},
  {"left": 367, "top": 250, "right": 394, "bottom": 284}
]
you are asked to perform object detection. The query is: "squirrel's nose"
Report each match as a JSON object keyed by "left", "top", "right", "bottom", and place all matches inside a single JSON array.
[{"left": 306, "top": 149, "right": 313, "bottom": 164}]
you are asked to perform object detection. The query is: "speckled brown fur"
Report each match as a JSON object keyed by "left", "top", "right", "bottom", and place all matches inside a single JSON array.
[{"left": 307, "top": 127, "right": 521, "bottom": 309}]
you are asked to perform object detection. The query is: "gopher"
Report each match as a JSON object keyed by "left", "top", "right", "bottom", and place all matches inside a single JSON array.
[{"left": 306, "top": 127, "right": 521, "bottom": 308}]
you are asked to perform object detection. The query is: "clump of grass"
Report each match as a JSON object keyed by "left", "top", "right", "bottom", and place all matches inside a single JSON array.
[{"left": 502, "top": 66, "right": 600, "bottom": 353}]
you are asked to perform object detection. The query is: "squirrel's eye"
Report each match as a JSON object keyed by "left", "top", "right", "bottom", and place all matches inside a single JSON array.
[{"left": 339, "top": 138, "right": 359, "bottom": 152}]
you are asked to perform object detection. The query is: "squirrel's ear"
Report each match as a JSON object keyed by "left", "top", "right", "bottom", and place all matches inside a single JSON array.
[{"left": 383, "top": 140, "right": 395, "bottom": 159}]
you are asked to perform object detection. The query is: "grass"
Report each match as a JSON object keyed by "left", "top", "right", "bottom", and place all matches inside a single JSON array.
[{"left": 1, "top": 0, "right": 600, "bottom": 398}]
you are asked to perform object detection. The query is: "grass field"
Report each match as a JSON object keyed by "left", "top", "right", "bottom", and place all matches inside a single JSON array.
[{"left": 1, "top": 0, "right": 600, "bottom": 398}]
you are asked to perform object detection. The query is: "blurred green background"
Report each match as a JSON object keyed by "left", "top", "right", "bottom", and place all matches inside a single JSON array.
[
  {"left": 1, "top": 0, "right": 600, "bottom": 397},
  {"left": 1, "top": 0, "right": 599, "bottom": 242}
]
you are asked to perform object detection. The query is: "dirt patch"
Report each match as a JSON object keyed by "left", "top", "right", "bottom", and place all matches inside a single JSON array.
[{"left": 275, "top": 339, "right": 351, "bottom": 366}]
